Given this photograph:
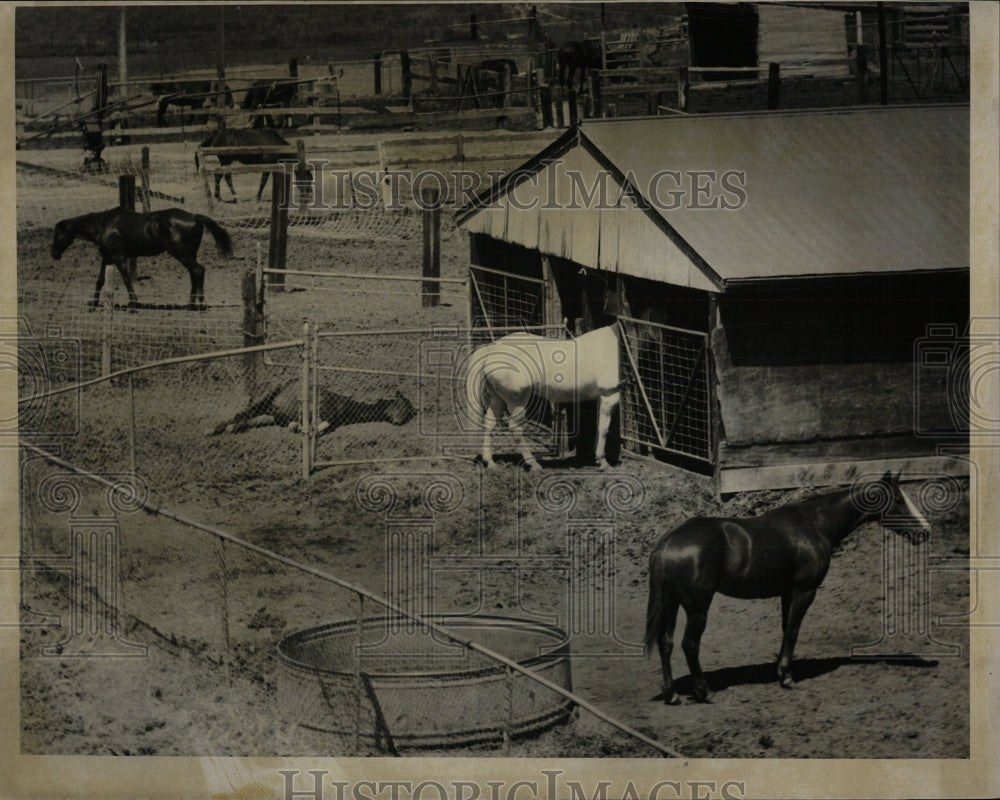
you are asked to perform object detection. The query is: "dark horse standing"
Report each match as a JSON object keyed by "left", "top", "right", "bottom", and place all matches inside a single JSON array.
[
  {"left": 151, "top": 81, "right": 233, "bottom": 127},
  {"left": 645, "top": 472, "right": 931, "bottom": 704},
  {"left": 557, "top": 40, "right": 603, "bottom": 92},
  {"left": 242, "top": 79, "right": 298, "bottom": 128},
  {"left": 51, "top": 208, "right": 233, "bottom": 310},
  {"left": 195, "top": 127, "right": 298, "bottom": 202}
]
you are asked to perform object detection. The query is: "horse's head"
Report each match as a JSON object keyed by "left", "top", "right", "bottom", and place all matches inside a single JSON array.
[
  {"left": 51, "top": 221, "right": 74, "bottom": 260},
  {"left": 382, "top": 391, "right": 416, "bottom": 426},
  {"left": 868, "top": 471, "right": 932, "bottom": 542}
]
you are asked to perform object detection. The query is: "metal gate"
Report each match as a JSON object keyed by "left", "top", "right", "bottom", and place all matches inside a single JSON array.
[
  {"left": 469, "top": 265, "right": 548, "bottom": 340},
  {"left": 617, "top": 317, "right": 714, "bottom": 463}
]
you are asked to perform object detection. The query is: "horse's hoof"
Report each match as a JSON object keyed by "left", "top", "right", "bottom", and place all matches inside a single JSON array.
[
  {"left": 317, "top": 421, "right": 330, "bottom": 434},
  {"left": 524, "top": 461, "right": 541, "bottom": 472},
  {"left": 664, "top": 692, "right": 682, "bottom": 706},
  {"left": 780, "top": 676, "right": 795, "bottom": 689}
]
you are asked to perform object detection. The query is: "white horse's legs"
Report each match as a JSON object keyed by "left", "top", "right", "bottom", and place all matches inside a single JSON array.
[
  {"left": 506, "top": 403, "right": 541, "bottom": 471},
  {"left": 480, "top": 394, "right": 504, "bottom": 468},
  {"left": 594, "top": 391, "right": 619, "bottom": 470}
]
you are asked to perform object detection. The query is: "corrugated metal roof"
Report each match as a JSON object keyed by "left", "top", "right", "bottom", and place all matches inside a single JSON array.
[{"left": 458, "top": 105, "right": 969, "bottom": 287}]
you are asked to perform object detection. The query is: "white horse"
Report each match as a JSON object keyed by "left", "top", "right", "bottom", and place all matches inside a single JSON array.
[{"left": 465, "top": 325, "right": 620, "bottom": 470}]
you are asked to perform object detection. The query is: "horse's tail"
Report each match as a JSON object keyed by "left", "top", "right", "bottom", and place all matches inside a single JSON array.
[
  {"left": 644, "top": 545, "right": 667, "bottom": 659},
  {"left": 194, "top": 214, "right": 234, "bottom": 258}
]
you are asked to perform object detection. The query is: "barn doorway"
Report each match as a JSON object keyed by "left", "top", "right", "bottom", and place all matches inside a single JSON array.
[{"left": 687, "top": 2, "right": 759, "bottom": 82}]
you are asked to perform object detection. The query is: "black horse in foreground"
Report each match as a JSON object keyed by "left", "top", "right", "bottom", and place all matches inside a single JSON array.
[
  {"left": 645, "top": 471, "right": 931, "bottom": 705},
  {"left": 195, "top": 127, "right": 299, "bottom": 202},
  {"left": 208, "top": 377, "right": 416, "bottom": 436},
  {"left": 242, "top": 79, "right": 298, "bottom": 127},
  {"left": 51, "top": 208, "right": 233, "bottom": 310},
  {"left": 151, "top": 81, "right": 233, "bottom": 127},
  {"left": 557, "top": 40, "right": 603, "bottom": 91}
]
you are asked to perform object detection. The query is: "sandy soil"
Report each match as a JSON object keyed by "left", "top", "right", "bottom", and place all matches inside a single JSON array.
[{"left": 16, "top": 144, "right": 970, "bottom": 759}]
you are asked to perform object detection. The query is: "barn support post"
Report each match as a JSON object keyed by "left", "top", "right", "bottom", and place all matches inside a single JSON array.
[
  {"left": 567, "top": 89, "right": 579, "bottom": 126},
  {"left": 429, "top": 57, "right": 438, "bottom": 93},
  {"left": 374, "top": 53, "right": 382, "bottom": 95},
  {"left": 242, "top": 270, "right": 264, "bottom": 398},
  {"left": 589, "top": 72, "right": 602, "bottom": 117},
  {"left": 767, "top": 62, "right": 781, "bottom": 110},
  {"left": 553, "top": 85, "right": 564, "bottom": 128},
  {"left": 454, "top": 133, "right": 465, "bottom": 162},
  {"left": 470, "top": 14, "right": 478, "bottom": 41},
  {"left": 501, "top": 62, "right": 512, "bottom": 110},
  {"left": 422, "top": 187, "right": 441, "bottom": 307},
  {"left": 118, "top": 174, "right": 137, "bottom": 281},
  {"left": 268, "top": 170, "right": 292, "bottom": 291}
]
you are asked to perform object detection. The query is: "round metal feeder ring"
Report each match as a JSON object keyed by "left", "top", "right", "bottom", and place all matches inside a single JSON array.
[{"left": 276, "top": 614, "right": 574, "bottom": 749}]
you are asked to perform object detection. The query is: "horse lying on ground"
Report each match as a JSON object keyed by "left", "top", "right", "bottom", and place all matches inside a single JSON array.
[
  {"left": 195, "top": 127, "right": 300, "bottom": 202},
  {"left": 645, "top": 471, "right": 931, "bottom": 705},
  {"left": 465, "top": 325, "right": 620, "bottom": 470},
  {"left": 208, "top": 377, "right": 416, "bottom": 436},
  {"left": 51, "top": 207, "right": 233, "bottom": 311}
]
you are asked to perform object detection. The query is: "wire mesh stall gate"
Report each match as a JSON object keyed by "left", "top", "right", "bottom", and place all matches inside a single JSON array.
[{"left": 616, "top": 315, "right": 714, "bottom": 464}]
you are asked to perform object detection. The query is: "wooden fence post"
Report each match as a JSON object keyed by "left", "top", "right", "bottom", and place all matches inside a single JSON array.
[
  {"left": 118, "top": 174, "right": 137, "bottom": 281},
  {"left": 268, "top": 170, "right": 291, "bottom": 292},
  {"left": 676, "top": 66, "right": 689, "bottom": 112},
  {"left": 856, "top": 44, "right": 868, "bottom": 103},
  {"left": 138, "top": 146, "right": 151, "bottom": 212},
  {"left": 767, "top": 62, "right": 781, "bottom": 109},
  {"left": 101, "top": 265, "right": 113, "bottom": 376},
  {"left": 422, "top": 187, "right": 440, "bottom": 307},
  {"left": 241, "top": 270, "right": 264, "bottom": 397},
  {"left": 401, "top": 51, "right": 412, "bottom": 100},
  {"left": 540, "top": 83, "right": 552, "bottom": 128},
  {"left": 374, "top": 53, "right": 382, "bottom": 95}
]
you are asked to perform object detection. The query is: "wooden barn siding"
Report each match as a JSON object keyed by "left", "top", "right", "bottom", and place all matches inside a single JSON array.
[
  {"left": 712, "top": 322, "right": 953, "bottom": 447},
  {"left": 757, "top": 4, "right": 850, "bottom": 78},
  {"left": 462, "top": 146, "right": 718, "bottom": 292}
]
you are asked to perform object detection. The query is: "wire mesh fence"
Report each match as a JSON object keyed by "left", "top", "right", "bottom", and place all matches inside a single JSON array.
[
  {"left": 617, "top": 316, "right": 713, "bottom": 463},
  {"left": 19, "top": 445, "right": 680, "bottom": 757}
]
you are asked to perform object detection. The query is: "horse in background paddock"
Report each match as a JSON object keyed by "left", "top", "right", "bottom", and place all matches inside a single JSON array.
[
  {"left": 241, "top": 79, "right": 298, "bottom": 128},
  {"left": 645, "top": 472, "right": 931, "bottom": 705},
  {"left": 465, "top": 325, "right": 620, "bottom": 470},
  {"left": 51, "top": 208, "right": 233, "bottom": 311},
  {"left": 557, "top": 40, "right": 603, "bottom": 92},
  {"left": 195, "top": 127, "right": 303, "bottom": 203},
  {"left": 151, "top": 81, "right": 233, "bottom": 127},
  {"left": 208, "top": 378, "right": 415, "bottom": 436}
]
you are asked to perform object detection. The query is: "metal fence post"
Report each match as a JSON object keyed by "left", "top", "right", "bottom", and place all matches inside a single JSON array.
[
  {"left": 127, "top": 372, "right": 137, "bottom": 476},
  {"left": 101, "top": 265, "right": 113, "bottom": 376},
  {"left": 301, "top": 321, "right": 312, "bottom": 479}
]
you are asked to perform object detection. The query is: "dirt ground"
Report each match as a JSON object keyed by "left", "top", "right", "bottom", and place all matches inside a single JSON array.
[{"left": 16, "top": 143, "right": 970, "bottom": 760}]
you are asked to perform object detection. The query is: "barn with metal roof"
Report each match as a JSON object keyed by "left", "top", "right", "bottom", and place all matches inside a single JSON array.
[{"left": 456, "top": 104, "right": 969, "bottom": 492}]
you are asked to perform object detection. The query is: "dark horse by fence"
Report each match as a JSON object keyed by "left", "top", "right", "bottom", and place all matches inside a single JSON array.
[
  {"left": 242, "top": 79, "right": 298, "bottom": 127},
  {"left": 51, "top": 208, "right": 233, "bottom": 310},
  {"left": 195, "top": 127, "right": 302, "bottom": 202},
  {"left": 207, "top": 377, "right": 416, "bottom": 436},
  {"left": 557, "top": 40, "right": 603, "bottom": 91},
  {"left": 151, "top": 81, "right": 233, "bottom": 127},
  {"left": 645, "top": 472, "right": 931, "bottom": 705}
]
